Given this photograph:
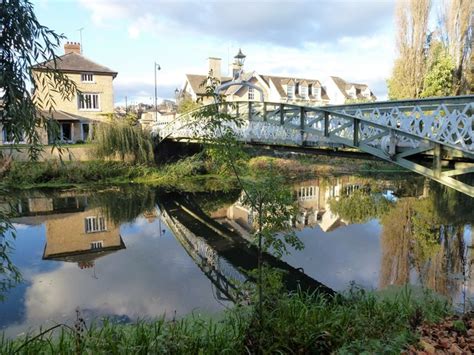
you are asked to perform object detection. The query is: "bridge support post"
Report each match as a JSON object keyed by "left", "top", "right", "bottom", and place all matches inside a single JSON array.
[
  {"left": 280, "top": 104, "right": 284, "bottom": 125},
  {"left": 300, "top": 107, "right": 306, "bottom": 144},
  {"left": 324, "top": 112, "right": 329, "bottom": 137},
  {"left": 353, "top": 119, "right": 359, "bottom": 146},
  {"left": 433, "top": 143, "right": 442, "bottom": 178}
]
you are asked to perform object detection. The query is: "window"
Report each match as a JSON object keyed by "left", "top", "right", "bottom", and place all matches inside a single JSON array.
[
  {"left": 313, "top": 87, "right": 321, "bottom": 99},
  {"left": 295, "top": 83, "right": 300, "bottom": 95},
  {"left": 85, "top": 216, "right": 107, "bottom": 233},
  {"left": 248, "top": 87, "right": 254, "bottom": 100},
  {"left": 2, "top": 126, "right": 26, "bottom": 144},
  {"left": 81, "top": 73, "right": 94, "bottom": 82},
  {"left": 90, "top": 241, "right": 103, "bottom": 250},
  {"left": 300, "top": 86, "right": 308, "bottom": 99},
  {"left": 287, "top": 85, "right": 294, "bottom": 99},
  {"left": 308, "top": 84, "right": 312, "bottom": 96},
  {"left": 79, "top": 93, "right": 100, "bottom": 110}
]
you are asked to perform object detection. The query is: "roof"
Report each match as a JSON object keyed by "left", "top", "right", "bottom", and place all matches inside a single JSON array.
[
  {"left": 185, "top": 74, "right": 232, "bottom": 95},
  {"left": 330, "top": 76, "right": 376, "bottom": 100},
  {"left": 32, "top": 52, "right": 118, "bottom": 78},
  {"left": 41, "top": 110, "right": 99, "bottom": 121}
]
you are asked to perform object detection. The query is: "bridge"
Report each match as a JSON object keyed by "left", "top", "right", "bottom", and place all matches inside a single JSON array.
[{"left": 154, "top": 95, "right": 474, "bottom": 197}]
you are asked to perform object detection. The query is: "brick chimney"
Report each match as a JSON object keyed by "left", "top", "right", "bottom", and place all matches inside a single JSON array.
[
  {"left": 64, "top": 42, "right": 81, "bottom": 55},
  {"left": 208, "top": 57, "right": 221, "bottom": 81}
]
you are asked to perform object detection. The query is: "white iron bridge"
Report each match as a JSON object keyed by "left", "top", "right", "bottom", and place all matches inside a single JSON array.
[{"left": 153, "top": 95, "right": 474, "bottom": 197}]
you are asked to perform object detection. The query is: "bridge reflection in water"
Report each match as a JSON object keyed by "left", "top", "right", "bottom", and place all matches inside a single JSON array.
[{"left": 158, "top": 195, "right": 335, "bottom": 303}]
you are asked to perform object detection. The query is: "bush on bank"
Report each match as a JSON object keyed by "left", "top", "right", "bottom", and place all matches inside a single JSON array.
[{"left": 1, "top": 287, "right": 450, "bottom": 354}]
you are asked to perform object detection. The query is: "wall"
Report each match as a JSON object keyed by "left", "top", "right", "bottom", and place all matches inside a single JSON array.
[
  {"left": 33, "top": 71, "right": 115, "bottom": 121},
  {"left": 0, "top": 145, "right": 94, "bottom": 161}
]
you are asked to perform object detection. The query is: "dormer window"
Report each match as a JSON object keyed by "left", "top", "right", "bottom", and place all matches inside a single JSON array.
[
  {"left": 314, "top": 87, "right": 321, "bottom": 99},
  {"left": 300, "top": 85, "right": 308, "bottom": 99},
  {"left": 287, "top": 85, "right": 294, "bottom": 99},
  {"left": 81, "top": 73, "right": 94, "bottom": 83}
]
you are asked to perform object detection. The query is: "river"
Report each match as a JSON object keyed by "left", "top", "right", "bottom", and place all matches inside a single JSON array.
[{"left": 0, "top": 173, "right": 472, "bottom": 337}]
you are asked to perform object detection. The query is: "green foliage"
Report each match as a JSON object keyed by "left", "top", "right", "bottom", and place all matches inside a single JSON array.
[
  {"left": 177, "top": 97, "right": 201, "bottom": 114},
  {"left": 94, "top": 122, "right": 154, "bottom": 164},
  {"left": 0, "top": 161, "right": 155, "bottom": 187},
  {"left": 329, "top": 190, "right": 394, "bottom": 224},
  {"left": 1, "top": 0, "right": 76, "bottom": 159},
  {"left": 88, "top": 185, "right": 157, "bottom": 225},
  {"left": 0, "top": 188, "right": 21, "bottom": 302},
  {"left": 0, "top": 287, "right": 451, "bottom": 353},
  {"left": 421, "top": 42, "right": 455, "bottom": 98}
]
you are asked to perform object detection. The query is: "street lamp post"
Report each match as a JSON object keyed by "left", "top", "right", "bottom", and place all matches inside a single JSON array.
[{"left": 154, "top": 62, "right": 161, "bottom": 121}]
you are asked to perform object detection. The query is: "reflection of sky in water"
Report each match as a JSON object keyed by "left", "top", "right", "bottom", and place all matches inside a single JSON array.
[
  {"left": 283, "top": 220, "right": 381, "bottom": 292},
  {"left": 1, "top": 217, "right": 227, "bottom": 338}
]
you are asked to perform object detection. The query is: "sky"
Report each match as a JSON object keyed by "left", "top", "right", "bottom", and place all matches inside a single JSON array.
[{"left": 34, "top": 0, "right": 399, "bottom": 105}]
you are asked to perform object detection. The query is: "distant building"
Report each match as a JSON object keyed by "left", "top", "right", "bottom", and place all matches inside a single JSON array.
[
  {"left": 178, "top": 52, "right": 375, "bottom": 106},
  {"left": 0, "top": 42, "right": 118, "bottom": 145},
  {"left": 139, "top": 100, "right": 177, "bottom": 129},
  {"left": 324, "top": 76, "right": 376, "bottom": 105}
]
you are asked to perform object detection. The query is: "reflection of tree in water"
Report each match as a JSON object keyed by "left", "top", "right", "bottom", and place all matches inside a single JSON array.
[
  {"left": 379, "top": 184, "right": 472, "bottom": 302},
  {"left": 88, "top": 185, "right": 157, "bottom": 224},
  {"left": 0, "top": 189, "right": 22, "bottom": 302}
]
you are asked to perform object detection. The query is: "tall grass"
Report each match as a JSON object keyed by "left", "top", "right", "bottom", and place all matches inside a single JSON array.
[
  {"left": 1, "top": 287, "right": 450, "bottom": 354},
  {"left": 94, "top": 123, "right": 154, "bottom": 164}
]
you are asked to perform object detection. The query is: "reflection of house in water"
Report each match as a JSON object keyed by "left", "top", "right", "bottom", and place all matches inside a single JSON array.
[
  {"left": 10, "top": 194, "right": 125, "bottom": 269},
  {"left": 211, "top": 177, "right": 371, "bottom": 234}
]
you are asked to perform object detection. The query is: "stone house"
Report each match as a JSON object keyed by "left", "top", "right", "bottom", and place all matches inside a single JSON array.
[{"left": 1, "top": 42, "right": 117, "bottom": 145}]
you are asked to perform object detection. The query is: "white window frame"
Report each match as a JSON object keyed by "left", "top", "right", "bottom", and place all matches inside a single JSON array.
[
  {"left": 81, "top": 73, "right": 94, "bottom": 83},
  {"left": 78, "top": 93, "right": 101, "bottom": 111},
  {"left": 287, "top": 85, "right": 294, "bottom": 99},
  {"left": 90, "top": 241, "right": 104, "bottom": 250},
  {"left": 85, "top": 216, "right": 107, "bottom": 233},
  {"left": 248, "top": 87, "right": 254, "bottom": 100},
  {"left": 300, "top": 86, "right": 308, "bottom": 99},
  {"left": 313, "top": 87, "right": 321, "bottom": 100}
]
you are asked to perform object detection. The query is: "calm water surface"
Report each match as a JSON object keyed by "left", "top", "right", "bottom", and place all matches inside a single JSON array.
[{"left": 0, "top": 174, "right": 473, "bottom": 337}]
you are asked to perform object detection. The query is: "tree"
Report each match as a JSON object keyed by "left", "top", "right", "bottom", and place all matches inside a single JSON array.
[
  {"left": 442, "top": 0, "right": 473, "bottom": 94},
  {"left": 177, "top": 97, "right": 200, "bottom": 114},
  {"left": 387, "top": 0, "right": 431, "bottom": 99},
  {"left": 1, "top": 0, "right": 76, "bottom": 159},
  {"left": 420, "top": 41, "right": 455, "bottom": 97}
]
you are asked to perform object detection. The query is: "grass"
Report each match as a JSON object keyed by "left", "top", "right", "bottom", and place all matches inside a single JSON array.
[{"left": 0, "top": 286, "right": 451, "bottom": 354}]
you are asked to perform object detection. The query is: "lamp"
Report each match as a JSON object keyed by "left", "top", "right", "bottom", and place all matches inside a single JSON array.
[{"left": 234, "top": 48, "right": 246, "bottom": 67}]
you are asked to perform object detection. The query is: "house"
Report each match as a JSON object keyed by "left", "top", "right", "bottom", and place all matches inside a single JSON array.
[
  {"left": 0, "top": 42, "right": 118, "bottom": 145},
  {"left": 179, "top": 56, "right": 330, "bottom": 106},
  {"left": 139, "top": 100, "right": 178, "bottom": 129},
  {"left": 9, "top": 194, "right": 125, "bottom": 269},
  {"left": 324, "top": 76, "right": 377, "bottom": 105},
  {"left": 178, "top": 53, "right": 376, "bottom": 107}
]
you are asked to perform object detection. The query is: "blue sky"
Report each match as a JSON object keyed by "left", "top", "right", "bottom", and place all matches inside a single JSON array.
[{"left": 34, "top": 0, "right": 399, "bottom": 105}]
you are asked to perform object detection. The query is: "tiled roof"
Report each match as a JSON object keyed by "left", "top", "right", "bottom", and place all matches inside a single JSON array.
[
  {"left": 185, "top": 74, "right": 232, "bottom": 95},
  {"left": 33, "top": 52, "right": 118, "bottom": 78},
  {"left": 330, "top": 76, "right": 376, "bottom": 100}
]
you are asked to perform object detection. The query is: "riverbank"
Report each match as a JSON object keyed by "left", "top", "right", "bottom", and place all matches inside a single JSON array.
[
  {"left": 0, "top": 153, "right": 409, "bottom": 191},
  {"left": 0, "top": 287, "right": 453, "bottom": 354}
]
